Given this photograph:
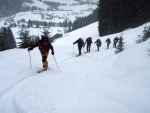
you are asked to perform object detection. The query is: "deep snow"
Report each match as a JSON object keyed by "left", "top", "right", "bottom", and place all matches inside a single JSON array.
[{"left": 0, "top": 22, "right": 150, "bottom": 113}]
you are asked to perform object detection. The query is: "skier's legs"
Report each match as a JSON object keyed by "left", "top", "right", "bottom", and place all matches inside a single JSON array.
[
  {"left": 88, "top": 45, "right": 91, "bottom": 52},
  {"left": 87, "top": 45, "right": 91, "bottom": 52},
  {"left": 41, "top": 52, "right": 49, "bottom": 68},
  {"left": 114, "top": 42, "right": 116, "bottom": 48},
  {"left": 107, "top": 43, "right": 109, "bottom": 49},
  {"left": 78, "top": 46, "right": 82, "bottom": 55},
  {"left": 97, "top": 45, "right": 99, "bottom": 51},
  {"left": 86, "top": 45, "right": 88, "bottom": 52}
]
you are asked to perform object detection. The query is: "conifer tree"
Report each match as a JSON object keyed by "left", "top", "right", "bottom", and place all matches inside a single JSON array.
[
  {"left": 147, "top": 44, "right": 150, "bottom": 56},
  {"left": 27, "top": 19, "right": 33, "bottom": 28},
  {"left": 0, "top": 29, "right": 5, "bottom": 51},
  {"left": 30, "top": 36, "right": 40, "bottom": 45},
  {"left": 115, "top": 36, "right": 125, "bottom": 54},
  {"left": 7, "top": 27, "right": 16, "bottom": 49},
  {"left": 98, "top": 0, "right": 150, "bottom": 36},
  {"left": 36, "top": 21, "right": 39, "bottom": 28},
  {"left": 0, "top": 27, "right": 16, "bottom": 51},
  {"left": 72, "top": 8, "right": 98, "bottom": 31},
  {"left": 136, "top": 26, "right": 150, "bottom": 43},
  {"left": 17, "top": 28, "right": 32, "bottom": 48},
  {"left": 142, "top": 26, "right": 150, "bottom": 41}
]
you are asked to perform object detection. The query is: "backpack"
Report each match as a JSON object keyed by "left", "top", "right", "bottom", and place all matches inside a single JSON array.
[
  {"left": 41, "top": 36, "right": 49, "bottom": 42},
  {"left": 86, "top": 37, "right": 92, "bottom": 44},
  {"left": 96, "top": 39, "right": 101, "bottom": 46}
]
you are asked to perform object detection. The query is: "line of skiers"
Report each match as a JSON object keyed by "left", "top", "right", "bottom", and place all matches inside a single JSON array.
[
  {"left": 73, "top": 36, "right": 123, "bottom": 55},
  {"left": 73, "top": 37, "right": 102, "bottom": 56},
  {"left": 27, "top": 35, "right": 122, "bottom": 69}
]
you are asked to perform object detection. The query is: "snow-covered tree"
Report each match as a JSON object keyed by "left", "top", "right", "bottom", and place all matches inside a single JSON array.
[
  {"left": 115, "top": 36, "right": 125, "bottom": 54},
  {"left": 0, "top": 27, "right": 16, "bottom": 51},
  {"left": 17, "top": 28, "right": 32, "bottom": 48},
  {"left": 136, "top": 26, "right": 150, "bottom": 43}
]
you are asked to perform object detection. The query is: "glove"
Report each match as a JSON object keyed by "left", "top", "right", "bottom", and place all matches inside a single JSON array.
[
  {"left": 73, "top": 42, "right": 75, "bottom": 44},
  {"left": 51, "top": 51, "right": 54, "bottom": 55}
]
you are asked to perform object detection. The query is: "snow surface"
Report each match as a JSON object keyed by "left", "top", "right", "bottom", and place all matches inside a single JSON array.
[{"left": 0, "top": 22, "right": 150, "bottom": 113}]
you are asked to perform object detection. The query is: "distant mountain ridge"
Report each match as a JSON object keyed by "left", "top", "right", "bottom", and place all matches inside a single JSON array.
[{"left": 0, "top": 0, "right": 98, "bottom": 18}]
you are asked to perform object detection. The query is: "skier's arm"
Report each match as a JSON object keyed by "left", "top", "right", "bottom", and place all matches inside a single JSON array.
[
  {"left": 28, "top": 41, "right": 39, "bottom": 51},
  {"left": 73, "top": 40, "right": 78, "bottom": 44},
  {"left": 95, "top": 40, "right": 97, "bottom": 43},
  {"left": 49, "top": 43, "right": 54, "bottom": 55}
]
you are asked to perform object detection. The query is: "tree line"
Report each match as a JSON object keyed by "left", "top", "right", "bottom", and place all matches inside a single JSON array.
[
  {"left": 98, "top": 0, "right": 150, "bottom": 36},
  {"left": 72, "top": 8, "right": 98, "bottom": 31},
  {"left": 0, "top": 27, "right": 16, "bottom": 51}
]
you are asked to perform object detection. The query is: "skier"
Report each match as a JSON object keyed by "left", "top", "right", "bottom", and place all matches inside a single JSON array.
[
  {"left": 95, "top": 38, "right": 102, "bottom": 51},
  {"left": 85, "top": 37, "right": 92, "bottom": 52},
  {"left": 28, "top": 35, "right": 54, "bottom": 70},
  {"left": 105, "top": 38, "right": 111, "bottom": 49},
  {"left": 73, "top": 38, "right": 84, "bottom": 56},
  {"left": 113, "top": 37, "right": 119, "bottom": 48}
]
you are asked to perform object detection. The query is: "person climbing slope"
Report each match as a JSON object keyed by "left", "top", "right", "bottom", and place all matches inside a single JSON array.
[{"left": 28, "top": 35, "right": 54, "bottom": 70}]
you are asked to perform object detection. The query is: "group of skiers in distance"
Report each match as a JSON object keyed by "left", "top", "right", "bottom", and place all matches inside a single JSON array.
[{"left": 73, "top": 36, "right": 123, "bottom": 56}]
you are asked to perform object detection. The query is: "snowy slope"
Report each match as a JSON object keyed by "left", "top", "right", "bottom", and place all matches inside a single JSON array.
[{"left": 0, "top": 22, "right": 150, "bottom": 113}]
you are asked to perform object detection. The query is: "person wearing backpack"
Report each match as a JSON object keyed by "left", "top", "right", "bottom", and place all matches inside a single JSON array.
[
  {"left": 85, "top": 37, "right": 92, "bottom": 52},
  {"left": 113, "top": 37, "right": 119, "bottom": 48},
  {"left": 105, "top": 38, "right": 111, "bottom": 49},
  {"left": 73, "top": 38, "right": 84, "bottom": 56},
  {"left": 95, "top": 38, "right": 102, "bottom": 51},
  {"left": 28, "top": 35, "right": 54, "bottom": 70}
]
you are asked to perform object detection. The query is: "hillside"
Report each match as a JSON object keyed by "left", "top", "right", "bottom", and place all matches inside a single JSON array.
[
  {"left": 0, "top": 0, "right": 98, "bottom": 20},
  {"left": 0, "top": 21, "right": 150, "bottom": 113},
  {"left": 0, "top": 0, "right": 98, "bottom": 40}
]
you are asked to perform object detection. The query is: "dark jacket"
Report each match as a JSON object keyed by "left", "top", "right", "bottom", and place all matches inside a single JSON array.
[
  {"left": 105, "top": 38, "right": 111, "bottom": 44},
  {"left": 95, "top": 39, "right": 102, "bottom": 46},
  {"left": 73, "top": 38, "right": 84, "bottom": 48},
  {"left": 114, "top": 37, "right": 119, "bottom": 43},
  {"left": 30, "top": 40, "right": 54, "bottom": 54},
  {"left": 85, "top": 37, "right": 92, "bottom": 46}
]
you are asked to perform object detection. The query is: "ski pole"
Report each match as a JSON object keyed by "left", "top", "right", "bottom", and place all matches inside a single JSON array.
[
  {"left": 52, "top": 55, "right": 59, "bottom": 69},
  {"left": 73, "top": 44, "right": 74, "bottom": 54},
  {"left": 83, "top": 46, "right": 85, "bottom": 53},
  {"left": 28, "top": 51, "right": 32, "bottom": 69}
]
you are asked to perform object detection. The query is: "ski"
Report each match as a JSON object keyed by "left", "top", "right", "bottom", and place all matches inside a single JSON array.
[
  {"left": 37, "top": 68, "right": 49, "bottom": 73},
  {"left": 76, "top": 54, "right": 82, "bottom": 57},
  {"left": 76, "top": 55, "right": 80, "bottom": 57}
]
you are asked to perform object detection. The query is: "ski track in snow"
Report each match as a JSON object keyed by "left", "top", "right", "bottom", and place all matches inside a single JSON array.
[
  {"left": 0, "top": 72, "right": 37, "bottom": 113},
  {"left": 0, "top": 47, "right": 115, "bottom": 113}
]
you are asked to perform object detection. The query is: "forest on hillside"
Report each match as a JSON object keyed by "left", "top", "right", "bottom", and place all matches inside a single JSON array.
[{"left": 98, "top": 0, "right": 150, "bottom": 36}]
